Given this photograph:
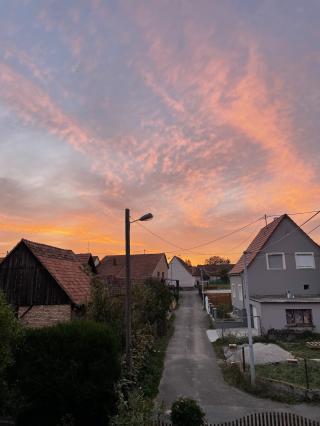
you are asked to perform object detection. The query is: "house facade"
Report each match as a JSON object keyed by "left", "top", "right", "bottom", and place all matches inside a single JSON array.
[
  {"left": 97, "top": 253, "right": 168, "bottom": 282},
  {"left": 168, "top": 256, "right": 195, "bottom": 289},
  {"left": 229, "top": 215, "right": 320, "bottom": 334},
  {"left": 0, "top": 239, "right": 91, "bottom": 327}
]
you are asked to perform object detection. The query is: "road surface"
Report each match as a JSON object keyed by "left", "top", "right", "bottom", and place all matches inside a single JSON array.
[{"left": 157, "top": 290, "right": 320, "bottom": 423}]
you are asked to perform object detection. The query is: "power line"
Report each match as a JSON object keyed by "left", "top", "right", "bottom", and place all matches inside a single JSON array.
[
  {"left": 251, "top": 211, "right": 320, "bottom": 259},
  {"left": 135, "top": 221, "right": 186, "bottom": 250},
  {"left": 267, "top": 210, "right": 320, "bottom": 217}
]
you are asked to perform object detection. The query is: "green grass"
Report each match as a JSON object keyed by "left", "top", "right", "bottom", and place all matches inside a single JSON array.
[
  {"left": 138, "top": 315, "right": 175, "bottom": 399},
  {"left": 256, "top": 360, "right": 320, "bottom": 389},
  {"left": 276, "top": 340, "right": 320, "bottom": 360}
]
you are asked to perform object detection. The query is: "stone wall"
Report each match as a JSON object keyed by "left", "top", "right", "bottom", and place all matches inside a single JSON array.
[{"left": 18, "top": 305, "right": 72, "bottom": 327}]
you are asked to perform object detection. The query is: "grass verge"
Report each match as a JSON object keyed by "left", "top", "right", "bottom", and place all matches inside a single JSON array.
[
  {"left": 138, "top": 314, "right": 175, "bottom": 399},
  {"left": 256, "top": 360, "right": 320, "bottom": 389},
  {"left": 211, "top": 338, "right": 311, "bottom": 403}
]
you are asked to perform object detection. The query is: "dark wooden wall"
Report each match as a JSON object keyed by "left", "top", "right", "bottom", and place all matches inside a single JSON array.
[{"left": 0, "top": 243, "right": 70, "bottom": 306}]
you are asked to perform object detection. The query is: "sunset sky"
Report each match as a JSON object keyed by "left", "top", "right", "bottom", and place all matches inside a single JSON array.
[{"left": 1, "top": 0, "right": 320, "bottom": 264}]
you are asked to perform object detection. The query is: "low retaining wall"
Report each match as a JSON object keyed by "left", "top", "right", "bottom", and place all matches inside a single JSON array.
[{"left": 256, "top": 375, "right": 320, "bottom": 402}]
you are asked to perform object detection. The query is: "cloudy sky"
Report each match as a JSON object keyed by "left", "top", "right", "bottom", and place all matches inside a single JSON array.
[{"left": 1, "top": 0, "right": 320, "bottom": 263}]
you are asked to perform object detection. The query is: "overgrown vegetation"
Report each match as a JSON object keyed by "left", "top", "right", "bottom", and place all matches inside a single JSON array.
[
  {"left": 171, "top": 397, "right": 206, "bottom": 426},
  {"left": 9, "top": 320, "right": 121, "bottom": 426},
  {"left": 0, "top": 291, "right": 22, "bottom": 416},
  {"left": 256, "top": 360, "right": 320, "bottom": 389},
  {"left": 88, "top": 277, "right": 175, "bottom": 424}
]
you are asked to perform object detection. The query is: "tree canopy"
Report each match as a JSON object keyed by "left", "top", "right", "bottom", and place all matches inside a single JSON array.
[{"left": 204, "top": 256, "right": 230, "bottom": 265}]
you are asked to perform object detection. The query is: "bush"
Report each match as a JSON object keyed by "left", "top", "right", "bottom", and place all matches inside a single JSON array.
[
  {"left": 171, "top": 398, "right": 205, "bottom": 426},
  {"left": 0, "top": 291, "right": 22, "bottom": 415},
  {"left": 87, "top": 277, "right": 125, "bottom": 344},
  {"left": 10, "top": 320, "right": 121, "bottom": 426}
]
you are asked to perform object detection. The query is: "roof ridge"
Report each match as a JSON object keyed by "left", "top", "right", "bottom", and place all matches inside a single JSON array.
[
  {"left": 22, "top": 238, "right": 75, "bottom": 254},
  {"left": 230, "top": 214, "right": 287, "bottom": 275}
]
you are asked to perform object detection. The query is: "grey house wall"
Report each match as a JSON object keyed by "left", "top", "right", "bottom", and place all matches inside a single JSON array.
[
  {"left": 253, "top": 301, "right": 320, "bottom": 334},
  {"left": 231, "top": 218, "right": 320, "bottom": 305}
]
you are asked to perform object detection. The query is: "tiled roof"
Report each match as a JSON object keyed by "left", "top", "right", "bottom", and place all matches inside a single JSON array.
[
  {"left": 229, "top": 215, "right": 286, "bottom": 275},
  {"left": 76, "top": 253, "right": 92, "bottom": 264},
  {"left": 97, "top": 253, "right": 166, "bottom": 280},
  {"left": 22, "top": 239, "right": 91, "bottom": 305}
]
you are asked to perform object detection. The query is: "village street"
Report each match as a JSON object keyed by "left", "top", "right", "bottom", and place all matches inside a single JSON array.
[{"left": 157, "top": 291, "right": 320, "bottom": 423}]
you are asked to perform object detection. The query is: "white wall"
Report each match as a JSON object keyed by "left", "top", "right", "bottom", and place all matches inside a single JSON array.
[
  {"left": 168, "top": 258, "right": 194, "bottom": 288},
  {"left": 153, "top": 255, "right": 168, "bottom": 279}
]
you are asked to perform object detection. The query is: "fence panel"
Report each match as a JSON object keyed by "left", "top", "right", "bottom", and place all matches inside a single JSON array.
[{"left": 154, "top": 411, "right": 320, "bottom": 426}]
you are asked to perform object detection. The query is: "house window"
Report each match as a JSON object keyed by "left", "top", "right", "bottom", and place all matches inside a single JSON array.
[
  {"left": 286, "top": 309, "right": 312, "bottom": 326},
  {"left": 231, "top": 284, "right": 236, "bottom": 299},
  {"left": 295, "top": 253, "right": 315, "bottom": 269},
  {"left": 238, "top": 284, "right": 243, "bottom": 301},
  {"left": 304, "top": 284, "right": 310, "bottom": 290},
  {"left": 266, "top": 253, "right": 286, "bottom": 270}
]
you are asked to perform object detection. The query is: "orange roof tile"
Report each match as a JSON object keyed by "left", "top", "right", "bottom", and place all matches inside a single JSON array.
[
  {"left": 229, "top": 215, "right": 286, "bottom": 275},
  {"left": 22, "top": 239, "right": 91, "bottom": 305},
  {"left": 97, "top": 253, "right": 166, "bottom": 280}
]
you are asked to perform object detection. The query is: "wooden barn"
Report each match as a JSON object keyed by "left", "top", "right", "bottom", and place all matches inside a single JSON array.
[{"left": 0, "top": 239, "right": 92, "bottom": 327}]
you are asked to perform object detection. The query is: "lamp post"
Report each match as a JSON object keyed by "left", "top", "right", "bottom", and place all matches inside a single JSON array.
[{"left": 125, "top": 208, "right": 153, "bottom": 371}]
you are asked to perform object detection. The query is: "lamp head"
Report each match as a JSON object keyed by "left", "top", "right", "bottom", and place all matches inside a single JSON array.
[{"left": 139, "top": 212, "right": 153, "bottom": 222}]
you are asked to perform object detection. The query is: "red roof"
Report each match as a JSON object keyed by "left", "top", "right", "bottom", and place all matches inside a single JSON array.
[
  {"left": 22, "top": 239, "right": 91, "bottom": 304},
  {"left": 76, "top": 253, "right": 92, "bottom": 264},
  {"left": 97, "top": 253, "right": 167, "bottom": 280},
  {"left": 229, "top": 215, "right": 286, "bottom": 275}
]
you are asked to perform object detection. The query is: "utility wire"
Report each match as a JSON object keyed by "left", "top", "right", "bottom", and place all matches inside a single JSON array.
[{"left": 250, "top": 211, "right": 320, "bottom": 259}]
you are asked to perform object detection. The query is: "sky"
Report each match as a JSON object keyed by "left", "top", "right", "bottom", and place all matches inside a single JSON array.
[{"left": 0, "top": 0, "right": 320, "bottom": 264}]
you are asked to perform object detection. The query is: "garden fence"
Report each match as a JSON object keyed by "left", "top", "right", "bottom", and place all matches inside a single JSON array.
[{"left": 154, "top": 411, "right": 320, "bottom": 426}]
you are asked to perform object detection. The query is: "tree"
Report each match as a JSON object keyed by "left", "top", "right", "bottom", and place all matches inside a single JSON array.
[
  {"left": 184, "top": 259, "right": 192, "bottom": 267},
  {"left": 204, "top": 256, "right": 230, "bottom": 265}
]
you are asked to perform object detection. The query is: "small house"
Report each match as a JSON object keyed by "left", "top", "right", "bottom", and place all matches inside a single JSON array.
[{"left": 168, "top": 256, "right": 195, "bottom": 289}]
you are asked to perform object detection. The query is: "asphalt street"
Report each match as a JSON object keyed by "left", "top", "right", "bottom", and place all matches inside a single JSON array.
[{"left": 157, "top": 290, "right": 320, "bottom": 423}]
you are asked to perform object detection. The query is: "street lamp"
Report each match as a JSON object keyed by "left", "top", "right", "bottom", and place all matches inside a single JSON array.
[{"left": 125, "top": 208, "right": 153, "bottom": 371}]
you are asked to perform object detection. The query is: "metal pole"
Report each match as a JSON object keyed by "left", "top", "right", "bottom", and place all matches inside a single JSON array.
[
  {"left": 201, "top": 268, "right": 205, "bottom": 310},
  {"left": 125, "top": 208, "right": 132, "bottom": 372},
  {"left": 304, "top": 358, "right": 309, "bottom": 390},
  {"left": 243, "top": 250, "right": 255, "bottom": 386}
]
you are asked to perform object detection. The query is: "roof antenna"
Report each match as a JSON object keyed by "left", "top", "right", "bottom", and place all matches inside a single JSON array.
[
  {"left": 87, "top": 241, "right": 90, "bottom": 252},
  {"left": 264, "top": 214, "right": 268, "bottom": 227}
]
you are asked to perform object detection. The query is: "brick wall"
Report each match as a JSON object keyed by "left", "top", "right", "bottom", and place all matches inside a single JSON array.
[{"left": 18, "top": 305, "right": 72, "bottom": 327}]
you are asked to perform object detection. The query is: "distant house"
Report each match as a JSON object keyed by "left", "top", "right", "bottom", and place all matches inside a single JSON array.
[
  {"left": 76, "top": 253, "right": 97, "bottom": 273},
  {"left": 97, "top": 253, "right": 168, "bottom": 282},
  {"left": 199, "top": 263, "right": 233, "bottom": 283},
  {"left": 168, "top": 256, "right": 195, "bottom": 289},
  {"left": 0, "top": 239, "right": 91, "bottom": 327},
  {"left": 229, "top": 214, "right": 320, "bottom": 334}
]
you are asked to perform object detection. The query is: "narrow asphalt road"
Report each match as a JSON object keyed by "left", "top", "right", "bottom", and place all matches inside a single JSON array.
[{"left": 157, "top": 291, "right": 320, "bottom": 423}]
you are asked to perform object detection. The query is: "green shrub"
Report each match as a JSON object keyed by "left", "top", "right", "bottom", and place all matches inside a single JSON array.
[
  {"left": 0, "top": 291, "right": 22, "bottom": 415},
  {"left": 10, "top": 320, "right": 121, "bottom": 426},
  {"left": 171, "top": 398, "right": 205, "bottom": 426}
]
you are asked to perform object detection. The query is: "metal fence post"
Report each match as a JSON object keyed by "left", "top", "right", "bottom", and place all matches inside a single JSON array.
[{"left": 304, "top": 358, "right": 310, "bottom": 390}]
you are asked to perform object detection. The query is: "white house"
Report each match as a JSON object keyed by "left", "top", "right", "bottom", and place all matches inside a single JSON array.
[{"left": 168, "top": 256, "right": 195, "bottom": 289}]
